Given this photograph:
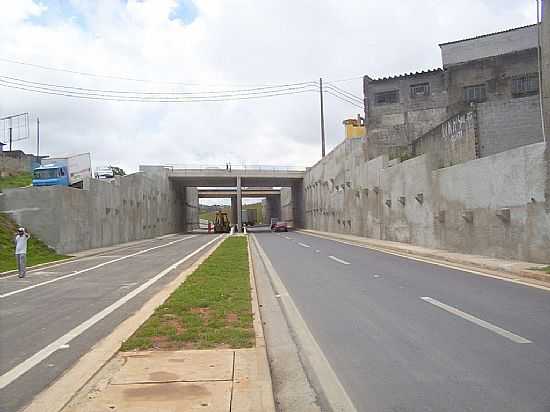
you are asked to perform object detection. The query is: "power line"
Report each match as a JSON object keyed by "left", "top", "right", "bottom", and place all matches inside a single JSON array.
[
  {"left": 0, "top": 79, "right": 319, "bottom": 103},
  {"left": 323, "top": 90, "right": 364, "bottom": 109},
  {"left": 0, "top": 75, "right": 318, "bottom": 100},
  {"left": 325, "top": 83, "right": 363, "bottom": 102},
  {"left": 323, "top": 86, "right": 363, "bottom": 105},
  {"left": 0, "top": 57, "right": 319, "bottom": 89},
  {"left": 0, "top": 57, "right": 364, "bottom": 89},
  {"left": 0, "top": 74, "right": 317, "bottom": 96}
]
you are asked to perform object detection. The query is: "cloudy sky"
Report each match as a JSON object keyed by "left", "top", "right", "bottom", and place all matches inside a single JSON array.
[{"left": 0, "top": 0, "right": 536, "bottom": 176}]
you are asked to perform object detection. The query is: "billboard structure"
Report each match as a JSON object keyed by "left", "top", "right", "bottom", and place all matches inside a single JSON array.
[{"left": 1, "top": 112, "right": 29, "bottom": 151}]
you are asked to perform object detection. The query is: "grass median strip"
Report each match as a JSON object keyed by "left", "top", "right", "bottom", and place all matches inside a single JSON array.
[{"left": 121, "top": 236, "right": 254, "bottom": 351}]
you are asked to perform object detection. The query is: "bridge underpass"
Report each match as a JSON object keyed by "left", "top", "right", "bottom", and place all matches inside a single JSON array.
[
  {"left": 197, "top": 188, "right": 281, "bottom": 225},
  {"left": 144, "top": 165, "right": 305, "bottom": 230}
]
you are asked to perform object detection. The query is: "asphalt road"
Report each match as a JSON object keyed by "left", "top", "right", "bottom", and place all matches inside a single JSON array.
[
  {"left": 0, "top": 233, "right": 219, "bottom": 412},
  {"left": 253, "top": 229, "right": 550, "bottom": 412}
]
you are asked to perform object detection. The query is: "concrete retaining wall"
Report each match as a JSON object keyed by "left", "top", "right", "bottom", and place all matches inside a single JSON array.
[
  {"left": 0, "top": 169, "right": 199, "bottom": 254},
  {"left": 412, "top": 111, "right": 478, "bottom": 168},
  {"left": 303, "top": 139, "right": 550, "bottom": 263}
]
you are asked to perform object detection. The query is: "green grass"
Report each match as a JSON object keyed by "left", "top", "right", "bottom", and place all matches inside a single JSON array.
[
  {"left": 536, "top": 266, "right": 550, "bottom": 274},
  {"left": 0, "top": 213, "right": 69, "bottom": 273},
  {"left": 0, "top": 172, "right": 32, "bottom": 192},
  {"left": 121, "top": 236, "right": 254, "bottom": 351}
]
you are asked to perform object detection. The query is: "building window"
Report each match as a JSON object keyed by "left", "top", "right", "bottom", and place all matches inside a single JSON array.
[
  {"left": 375, "top": 90, "right": 399, "bottom": 105},
  {"left": 464, "top": 84, "right": 487, "bottom": 103},
  {"left": 410, "top": 83, "right": 430, "bottom": 98},
  {"left": 511, "top": 73, "right": 539, "bottom": 97}
]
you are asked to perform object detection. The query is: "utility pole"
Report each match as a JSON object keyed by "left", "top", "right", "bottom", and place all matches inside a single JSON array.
[
  {"left": 319, "top": 77, "right": 326, "bottom": 157},
  {"left": 9, "top": 126, "right": 12, "bottom": 151},
  {"left": 536, "top": 0, "right": 547, "bottom": 142},
  {"left": 36, "top": 117, "right": 40, "bottom": 156}
]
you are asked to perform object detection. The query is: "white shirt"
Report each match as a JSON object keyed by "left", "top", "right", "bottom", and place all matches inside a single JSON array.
[{"left": 15, "top": 234, "right": 29, "bottom": 255}]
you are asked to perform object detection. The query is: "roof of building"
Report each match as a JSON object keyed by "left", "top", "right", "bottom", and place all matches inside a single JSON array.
[
  {"left": 0, "top": 141, "right": 6, "bottom": 146},
  {"left": 369, "top": 68, "right": 443, "bottom": 82},
  {"left": 438, "top": 23, "right": 537, "bottom": 47}
]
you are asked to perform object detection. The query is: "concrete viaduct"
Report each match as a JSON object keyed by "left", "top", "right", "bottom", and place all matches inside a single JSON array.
[{"left": 142, "top": 165, "right": 305, "bottom": 230}]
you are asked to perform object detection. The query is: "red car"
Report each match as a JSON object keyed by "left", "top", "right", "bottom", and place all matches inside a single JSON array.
[{"left": 271, "top": 221, "right": 288, "bottom": 232}]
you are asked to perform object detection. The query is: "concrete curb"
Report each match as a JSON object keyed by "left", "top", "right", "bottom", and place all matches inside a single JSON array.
[
  {"left": 21, "top": 235, "right": 225, "bottom": 412},
  {"left": 246, "top": 235, "right": 277, "bottom": 412},
  {"left": 300, "top": 229, "right": 550, "bottom": 287}
]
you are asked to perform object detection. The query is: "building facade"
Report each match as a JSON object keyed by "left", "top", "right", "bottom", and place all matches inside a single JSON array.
[{"left": 364, "top": 24, "right": 545, "bottom": 161}]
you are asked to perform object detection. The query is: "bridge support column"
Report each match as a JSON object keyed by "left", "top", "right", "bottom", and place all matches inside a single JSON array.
[
  {"left": 236, "top": 176, "right": 242, "bottom": 231},
  {"left": 292, "top": 181, "right": 305, "bottom": 229},
  {"left": 231, "top": 196, "right": 238, "bottom": 226}
]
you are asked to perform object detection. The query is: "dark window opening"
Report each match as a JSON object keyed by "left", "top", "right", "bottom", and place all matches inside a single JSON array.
[
  {"left": 375, "top": 90, "right": 399, "bottom": 105},
  {"left": 464, "top": 84, "right": 487, "bottom": 103},
  {"left": 511, "top": 73, "right": 539, "bottom": 97},
  {"left": 410, "top": 83, "right": 430, "bottom": 98}
]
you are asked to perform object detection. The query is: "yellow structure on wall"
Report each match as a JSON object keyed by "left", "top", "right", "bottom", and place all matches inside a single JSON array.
[{"left": 343, "top": 115, "right": 366, "bottom": 139}]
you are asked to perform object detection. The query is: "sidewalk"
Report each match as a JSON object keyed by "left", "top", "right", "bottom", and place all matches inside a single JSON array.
[
  {"left": 301, "top": 229, "right": 550, "bottom": 286},
  {"left": 63, "top": 348, "right": 270, "bottom": 411},
  {"left": 57, "top": 236, "right": 275, "bottom": 412}
]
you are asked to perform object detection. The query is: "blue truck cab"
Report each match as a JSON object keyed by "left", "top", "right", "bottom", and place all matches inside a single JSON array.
[{"left": 32, "top": 163, "right": 70, "bottom": 186}]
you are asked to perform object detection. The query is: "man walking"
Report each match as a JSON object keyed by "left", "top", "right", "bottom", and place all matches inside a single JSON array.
[{"left": 14, "top": 227, "right": 30, "bottom": 278}]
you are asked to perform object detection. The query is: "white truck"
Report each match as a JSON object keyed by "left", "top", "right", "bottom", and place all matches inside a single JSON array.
[{"left": 32, "top": 153, "right": 92, "bottom": 188}]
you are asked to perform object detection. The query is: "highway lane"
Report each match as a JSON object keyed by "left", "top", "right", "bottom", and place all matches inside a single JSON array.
[
  {"left": 0, "top": 233, "right": 220, "bottom": 412},
  {"left": 253, "top": 230, "right": 550, "bottom": 412}
]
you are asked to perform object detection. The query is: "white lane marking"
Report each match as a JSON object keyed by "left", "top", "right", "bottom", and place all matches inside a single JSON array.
[
  {"left": 328, "top": 256, "right": 351, "bottom": 265},
  {"left": 298, "top": 231, "right": 550, "bottom": 292},
  {"left": 0, "top": 236, "right": 197, "bottom": 299},
  {"left": 298, "top": 242, "right": 311, "bottom": 248},
  {"left": 315, "top": 249, "right": 320, "bottom": 253},
  {"left": 97, "top": 255, "right": 123, "bottom": 258},
  {"left": 284, "top": 236, "right": 292, "bottom": 240},
  {"left": 252, "top": 235, "right": 358, "bottom": 412},
  {"left": 0, "top": 235, "right": 222, "bottom": 390},
  {"left": 421, "top": 297, "right": 532, "bottom": 344}
]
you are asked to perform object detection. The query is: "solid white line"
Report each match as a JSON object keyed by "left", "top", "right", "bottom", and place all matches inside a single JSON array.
[
  {"left": 0, "top": 235, "right": 222, "bottom": 390},
  {"left": 421, "top": 297, "right": 532, "bottom": 344},
  {"left": 298, "top": 242, "right": 311, "bottom": 248},
  {"left": 299, "top": 231, "right": 550, "bottom": 292},
  {"left": 0, "top": 235, "right": 197, "bottom": 299},
  {"left": 252, "top": 235, "right": 357, "bottom": 412},
  {"left": 328, "top": 256, "right": 351, "bottom": 265}
]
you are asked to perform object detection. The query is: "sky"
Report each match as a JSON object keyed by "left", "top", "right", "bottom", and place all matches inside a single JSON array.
[{"left": 0, "top": 0, "right": 537, "bottom": 191}]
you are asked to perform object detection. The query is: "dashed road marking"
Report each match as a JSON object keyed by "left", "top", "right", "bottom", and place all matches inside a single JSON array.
[
  {"left": 298, "top": 242, "right": 311, "bottom": 248},
  {"left": 328, "top": 256, "right": 351, "bottom": 265},
  {"left": 421, "top": 297, "right": 531, "bottom": 344}
]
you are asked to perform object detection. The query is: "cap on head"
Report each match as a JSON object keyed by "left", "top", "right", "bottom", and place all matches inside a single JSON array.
[{"left": 18, "top": 227, "right": 25, "bottom": 232}]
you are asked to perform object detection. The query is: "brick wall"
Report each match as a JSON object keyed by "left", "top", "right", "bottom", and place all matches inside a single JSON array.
[{"left": 477, "top": 95, "right": 543, "bottom": 156}]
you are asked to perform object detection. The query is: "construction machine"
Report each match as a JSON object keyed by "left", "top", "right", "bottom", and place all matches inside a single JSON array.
[{"left": 213, "top": 211, "right": 231, "bottom": 233}]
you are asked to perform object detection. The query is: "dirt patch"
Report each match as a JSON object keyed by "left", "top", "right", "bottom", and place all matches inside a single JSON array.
[
  {"left": 225, "top": 313, "right": 238, "bottom": 323},
  {"left": 123, "top": 383, "right": 209, "bottom": 401}
]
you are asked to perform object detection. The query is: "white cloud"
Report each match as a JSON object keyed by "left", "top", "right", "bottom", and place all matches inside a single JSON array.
[{"left": 0, "top": 0, "right": 536, "bottom": 176}]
